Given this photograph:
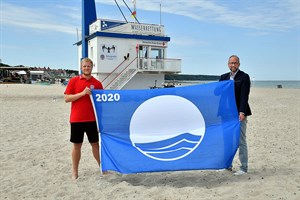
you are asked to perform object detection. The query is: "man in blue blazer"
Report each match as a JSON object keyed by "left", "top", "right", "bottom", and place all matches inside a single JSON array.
[{"left": 220, "top": 55, "right": 252, "bottom": 175}]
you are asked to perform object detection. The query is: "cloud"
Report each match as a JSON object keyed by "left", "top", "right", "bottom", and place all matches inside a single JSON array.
[
  {"left": 0, "top": 44, "right": 21, "bottom": 50},
  {"left": 2, "top": 0, "right": 298, "bottom": 36},
  {"left": 96, "top": 0, "right": 299, "bottom": 31},
  {"left": 1, "top": 2, "right": 79, "bottom": 35}
]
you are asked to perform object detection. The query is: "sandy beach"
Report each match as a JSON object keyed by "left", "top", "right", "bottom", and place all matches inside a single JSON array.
[{"left": 0, "top": 84, "right": 299, "bottom": 200}]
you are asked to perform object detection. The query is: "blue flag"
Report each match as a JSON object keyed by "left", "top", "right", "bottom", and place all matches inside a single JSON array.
[{"left": 91, "top": 80, "right": 240, "bottom": 174}]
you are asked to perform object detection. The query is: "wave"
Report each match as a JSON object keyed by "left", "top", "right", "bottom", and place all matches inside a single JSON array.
[{"left": 134, "top": 133, "right": 202, "bottom": 159}]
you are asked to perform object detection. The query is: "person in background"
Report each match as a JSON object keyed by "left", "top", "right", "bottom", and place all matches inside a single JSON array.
[
  {"left": 64, "top": 57, "right": 103, "bottom": 179},
  {"left": 219, "top": 55, "right": 252, "bottom": 175}
]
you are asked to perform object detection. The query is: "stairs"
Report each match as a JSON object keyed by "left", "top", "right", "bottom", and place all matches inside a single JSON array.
[{"left": 102, "top": 57, "right": 138, "bottom": 90}]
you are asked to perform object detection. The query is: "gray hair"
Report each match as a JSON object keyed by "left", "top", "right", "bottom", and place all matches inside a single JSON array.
[{"left": 228, "top": 55, "right": 240, "bottom": 63}]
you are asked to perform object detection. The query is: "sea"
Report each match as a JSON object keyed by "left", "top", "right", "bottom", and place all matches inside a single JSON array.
[
  {"left": 251, "top": 80, "right": 300, "bottom": 89},
  {"left": 175, "top": 80, "right": 300, "bottom": 89}
]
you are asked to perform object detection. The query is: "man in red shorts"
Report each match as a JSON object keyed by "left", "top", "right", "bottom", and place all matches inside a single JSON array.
[{"left": 64, "top": 57, "right": 103, "bottom": 179}]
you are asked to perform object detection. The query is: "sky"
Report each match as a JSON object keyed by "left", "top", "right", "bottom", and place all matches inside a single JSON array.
[{"left": 1, "top": 0, "right": 299, "bottom": 80}]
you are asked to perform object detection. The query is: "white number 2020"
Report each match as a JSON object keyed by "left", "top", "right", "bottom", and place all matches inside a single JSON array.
[{"left": 95, "top": 93, "right": 120, "bottom": 102}]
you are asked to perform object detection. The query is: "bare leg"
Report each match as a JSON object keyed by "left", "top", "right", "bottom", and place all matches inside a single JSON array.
[
  {"left": 72, "top": 143, "right": 82, "bottom": 179},
  {"left": 91, "top": 142, "right": 111, "bottom": 175},
  {"left": 91, "top": 142, "right": 100, "bottom": 166}
]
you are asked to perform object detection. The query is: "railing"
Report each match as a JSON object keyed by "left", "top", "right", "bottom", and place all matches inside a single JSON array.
[
  {"left": 102, "top": 57, "right": 138, "bottom": 90},
  {"left": 138, "top": 57, "right": 181, "bottom": 73},
  {"left": 100, "top": 56, "right": 181, "bottom": 90}
]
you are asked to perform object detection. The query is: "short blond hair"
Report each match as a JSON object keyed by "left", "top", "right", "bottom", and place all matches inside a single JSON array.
[{"left": 81, "top": 57, "right": 93, "bottom": 67}]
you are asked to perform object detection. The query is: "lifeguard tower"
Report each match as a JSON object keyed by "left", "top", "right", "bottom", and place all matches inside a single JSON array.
[{"left": 77, "top": 0, "right": 181, "bottom": 89}]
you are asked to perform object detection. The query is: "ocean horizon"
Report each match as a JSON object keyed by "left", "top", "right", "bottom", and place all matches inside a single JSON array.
[{"left": 174, "top": 80, "right": 300, "bottom": 89}]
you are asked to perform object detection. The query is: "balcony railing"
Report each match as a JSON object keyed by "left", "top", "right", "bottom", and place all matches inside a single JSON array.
[{"left": 138, "top": 57, "right": 181, "bottom": 73}]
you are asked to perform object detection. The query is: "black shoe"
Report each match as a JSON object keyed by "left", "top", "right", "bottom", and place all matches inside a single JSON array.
[{"left": 226, "top": 167, "right": 233, "bottom": 171}]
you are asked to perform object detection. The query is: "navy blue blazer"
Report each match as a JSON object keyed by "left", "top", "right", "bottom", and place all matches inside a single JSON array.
[{"left": 219, "top": 70, "right": 252, "bottom": 116}]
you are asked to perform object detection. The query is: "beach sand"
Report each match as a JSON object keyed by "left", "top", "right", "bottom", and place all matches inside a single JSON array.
[{"left": 0, "top": 84, "right": 299, "bottom": 200}]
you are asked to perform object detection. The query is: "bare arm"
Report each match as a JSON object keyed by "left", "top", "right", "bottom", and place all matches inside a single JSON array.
[{"left": 64, "top": 87, "right": 91, "bottom": 103}]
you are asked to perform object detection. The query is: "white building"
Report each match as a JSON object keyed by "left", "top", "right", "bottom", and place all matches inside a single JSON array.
[{"left": 77, "top": 18, "right": 181, "bottom": 90}]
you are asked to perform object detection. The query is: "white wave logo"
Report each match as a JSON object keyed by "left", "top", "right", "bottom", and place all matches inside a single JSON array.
[{"left": 129, "top": 95, "right": 206, "bottom": 161}]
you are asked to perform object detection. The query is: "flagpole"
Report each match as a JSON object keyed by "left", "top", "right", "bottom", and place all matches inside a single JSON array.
[
  {"left": 89, "top": 94, "right": 103, "bottom": 176},
  {"left": 133, "top": 0, "right": 137, "bottom": 23},
  {"left": 160, "top": 3, "right": 162, "bottom": 25},
  {"left": 99, "top": 134, "right": 103, "bottom": 176}
]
